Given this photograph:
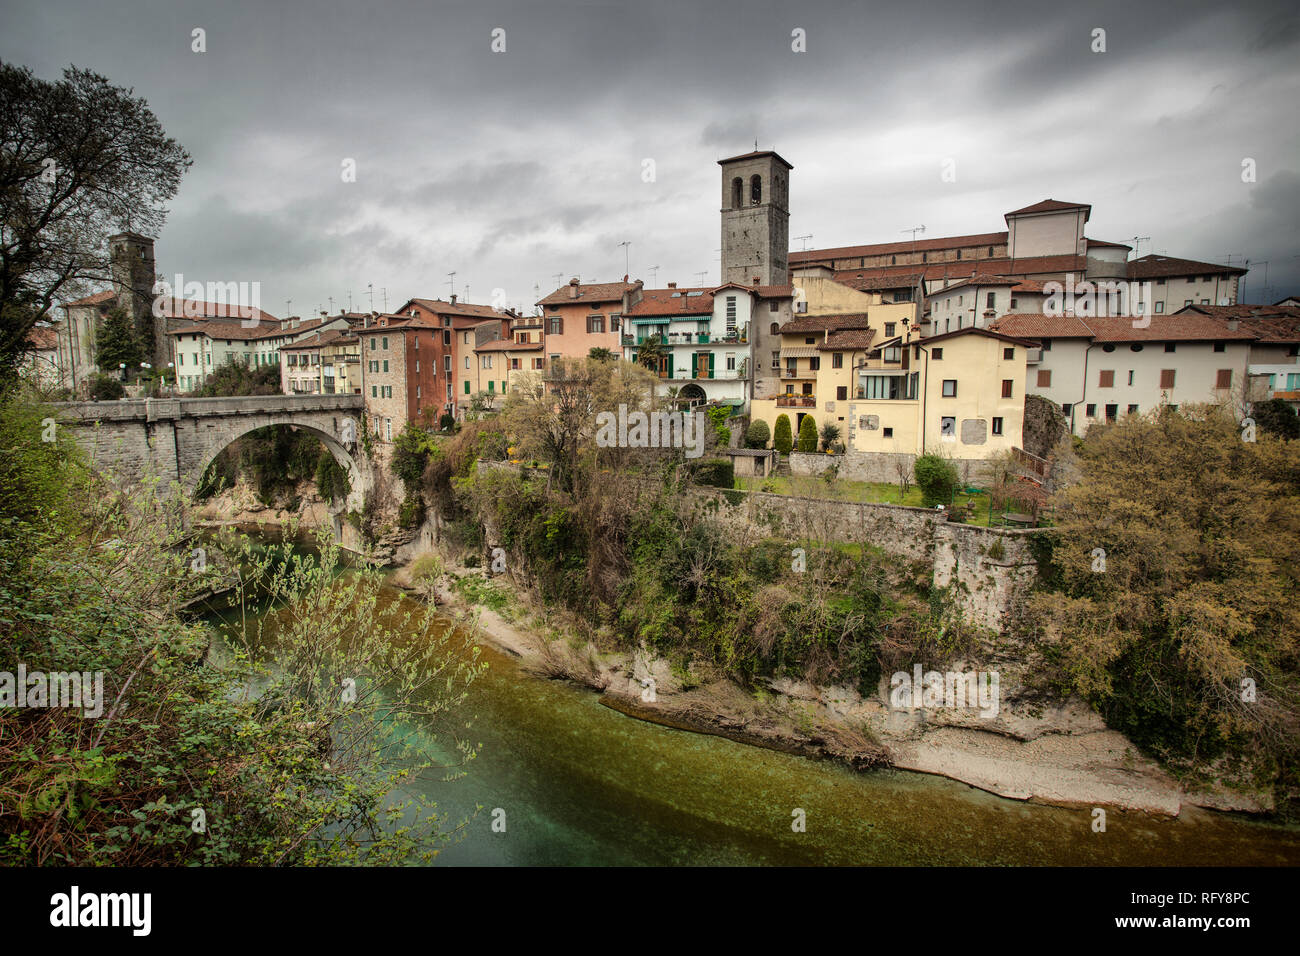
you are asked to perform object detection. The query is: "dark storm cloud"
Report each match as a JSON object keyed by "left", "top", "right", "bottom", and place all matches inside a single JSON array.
[{"left": 1, "top": 0, "right": 1297, "bottom": 313}]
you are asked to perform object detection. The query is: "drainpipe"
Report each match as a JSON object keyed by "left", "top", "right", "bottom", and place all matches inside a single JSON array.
[
  {"left": 1071, "top": 341, "right": 1097, "bottom": 435},
  {"left": 914, "top": 341, "right": 930, "bottom": 450}
]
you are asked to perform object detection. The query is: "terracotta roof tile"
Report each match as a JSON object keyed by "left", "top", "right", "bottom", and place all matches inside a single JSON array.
[
  {"left": 818, "top": 329, "right": 877, "bottom": 350},
  {"left": 1006, "top": 199, "right": 1091, "bottom": 217},
  {"left": 790, "top": 231, "right": 1007, "bottom": 264},
  {"left": 625, "top": 288, "right": 715, "bottom": 317},
  {"left": 537, "top": 281, "right": 637, "bottom": 306},
  {"left": 779, "top": 312, "right": 871, "bottom": 334},
  {"left": 1127, "top": 254, "right": 1246, "bottom": 278}
]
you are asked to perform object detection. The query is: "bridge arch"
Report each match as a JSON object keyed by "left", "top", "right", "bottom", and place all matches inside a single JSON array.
[
  {"left": 187, "top": 417, "right": 367, "bottom": 512},
  {"left": 55, "top": 395, "right": 371, "bottom": 513}
]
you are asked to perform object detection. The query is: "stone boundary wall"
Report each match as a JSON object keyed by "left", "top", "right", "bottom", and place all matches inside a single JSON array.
[
  {"left": 685, "top": 486, "right": 1040, "bottom": 632},
  {"left": 470, "top": 459, "right": 1041, "bottom": 633},
  {"left": 788, "top": 450, "right": 998, "bottom": 486}
]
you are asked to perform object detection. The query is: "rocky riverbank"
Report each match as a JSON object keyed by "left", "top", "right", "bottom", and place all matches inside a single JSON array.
[{"left": 198, "top": 484, "right": 1271, "bottom": 818}]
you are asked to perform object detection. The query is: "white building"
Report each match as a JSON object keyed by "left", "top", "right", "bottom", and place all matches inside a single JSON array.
[
  {"left": 989, "top": 312, "right": 1257, "bottom": 435},
  {"left": 620, "top": 283, "right": 755, "bottom": 407}
]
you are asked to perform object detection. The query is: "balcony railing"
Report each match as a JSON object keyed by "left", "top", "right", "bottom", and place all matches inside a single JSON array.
[
  {"left": 776, "top": 395, "right": 816, "bottom": 407},
  {"left": 622, "top": 333, "right": 747, "bottom": 346}
]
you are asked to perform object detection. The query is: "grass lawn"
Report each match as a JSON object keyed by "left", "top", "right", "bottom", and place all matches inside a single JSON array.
[{"left": 735, "top": 473, "right": 1010, "bottom": 524}]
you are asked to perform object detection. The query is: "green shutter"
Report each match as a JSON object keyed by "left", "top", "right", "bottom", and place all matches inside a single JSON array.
[
  {"left": 464, "top": 380, "right": 470, "bottom": 394},
  {"left": 667, "top": 354, "right": 673, "bottom": 378},
  {"left": 708, "top": 353, "right": 715, "bottom": 379}
]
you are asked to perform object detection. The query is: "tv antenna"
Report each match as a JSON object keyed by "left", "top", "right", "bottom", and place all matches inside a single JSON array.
[
  {"left": 446, "top": 271, "right": 457, "bottom": 298},
  {"left": 367, "top": 283, "right": 374, "bottom": 311},
  {"left": 617, "top": 241, "right": 631, "bottom": 277},
  {"left": 648, "top": 265, "right": 660, "bottom": 286},
  {"left": 1128, "top": 236, "right": 1150, "bottom": 257},
  {"left": 795, "top": 234, "right": 813, "bottom": 251}
]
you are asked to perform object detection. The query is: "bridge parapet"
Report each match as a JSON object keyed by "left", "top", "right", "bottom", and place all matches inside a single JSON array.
[{"left": 53, "top": 394, "right": 364, "bottom": 424}]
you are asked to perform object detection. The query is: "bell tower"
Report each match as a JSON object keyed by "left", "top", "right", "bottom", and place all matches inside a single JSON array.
[{"left": 719, "top": 150, "right": 792, "bottom": 286}]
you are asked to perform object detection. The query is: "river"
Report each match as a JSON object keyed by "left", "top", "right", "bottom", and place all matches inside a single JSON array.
[{"left": 205, "top": 529, "right": 1300, "bottom": 866}]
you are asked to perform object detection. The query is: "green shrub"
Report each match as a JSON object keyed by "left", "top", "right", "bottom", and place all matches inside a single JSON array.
[
  {"left": 687, "top": 458, "right": 735, "bottom": 489},
  {"left": 773, "top": 414, "right": 793, "bottom": 455},
  {"left": 914, "top": 453, "right": 959, "bottom": 507},
  {"left": 744, "top": 419, "right": 770, "bottom": 449},
  {"left": 315, "top": 449, "right": 351, "bottom": 501},
  {"left": 796, "top": 414, "right": 818, "bottom": 452},
  {"left": 88, "top": 373, "right": 125, "bottom": 401},
  {"left": 820, "top": 422, "right": 841, "bottom": 451}
]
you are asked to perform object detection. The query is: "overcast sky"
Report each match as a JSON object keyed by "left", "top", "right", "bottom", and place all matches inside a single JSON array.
[{"left": 3, "top": 0, "right": 1298, "bottom": 316}]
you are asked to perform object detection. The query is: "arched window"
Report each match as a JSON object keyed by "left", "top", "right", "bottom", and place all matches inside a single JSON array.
[
  {"left": 891, "top": 255, "right": 896, "bottom": 265},
  {"left": 750, "top": 174, "right": 762, "bottom": 205},
  {"left": 731, "top": 177, "right": 743, "bottom": 208},
  {"left": 770, "top": 322, "right": 779, "bottom": 335}
]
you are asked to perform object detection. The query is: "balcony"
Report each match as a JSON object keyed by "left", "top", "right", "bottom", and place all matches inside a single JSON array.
[
  {"left": 1026, "top": 348, "right": 1043, "bottom": 364},
  {"left": 776, "top": 394, "right": 816, "bottom": 407}
]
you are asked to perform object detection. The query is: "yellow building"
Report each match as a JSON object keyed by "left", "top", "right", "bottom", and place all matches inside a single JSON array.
[{"left": 751, "top": 321, "right": 1030, "bottom": 461}]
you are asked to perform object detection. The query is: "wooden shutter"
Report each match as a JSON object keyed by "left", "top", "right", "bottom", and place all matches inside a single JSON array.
[
  {"left": 1037, "top": 369, "right": 1051, "bottom": 387},
  {"left": 1099, "top": 370, "right": 1114, "bottom": 388},
  {"left": 1216, "top": 369, "right": 1232, "bottom": 389},
  {"left": 1001, "top": 379, "right": 1013, "bottom": 398},
  {"left": 1160, "top": 369, "right": 1176, "bottom": 389}
]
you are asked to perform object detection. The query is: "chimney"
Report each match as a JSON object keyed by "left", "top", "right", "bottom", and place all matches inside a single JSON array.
[
  {"left": 568, "top": 278, "right": 580, "bottom": 299},
  {"left": 450, "top": 294, "right": 457, "bottom": 305},
  {"left": 752, "top": 276, "right": 760, "bottom": 286},
  {"left": 667, "top": 282, "right": 677, "bottom": 289},
  {"left": 364, "top": 313, "right": 370, "bottom": 329},
  {"left": 623, "top": 274, "right": 629, "bottom": 282},
  {"left": 1227, "top": 319, "right": 1239, "bottom": 331},
  {"left": 633, "top": 279, "right": 643, "bottom": 291}
]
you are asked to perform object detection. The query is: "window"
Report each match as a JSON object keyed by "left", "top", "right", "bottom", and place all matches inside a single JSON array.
[
  {"left": 382, "top": 337, "right": 388, "bottom": 349},
  {"left": 587, "top": 314, "right": 604, "bottom": 333},
  {"left": 415, "top": 360, "right": 420, "bottom": 373},
  {"left": 1155, "top": 302, "right": 1165, "bottom": 313},
  {"left": 370, "top": 338, "right": 376, "bottom": 350},
  {"left": 725, "top": 296, "right": 737, "bottom": 333},
  {"left": 1127, "top": 404, "right": 1139, "bottom": 415},
  {"left": 883, "top": 427, "right": 893, "bottom": 438},
  {"left": 988, "top": 292, "right": 996, "bottom": 309},
  {"left": 726, "top": 354, "right": 736, "bottom": 371},
  {"left": 444, "top": 355, "right": 452, "bottom": 372},
  {"left": 771, "top": 351, "right": 780, "bottom": 369},
  {"left": 371, "top": 385, "right": 377, "bottom": 398},
  {"left": 731, "top": 177, "right": 743, "bottom": 208},
  {"left": 464, "top": 380, "right": 471, "bottom": 394},
  {"left": 1164, "top": 342, "right": 1176, "bottom": 353},
  {"left": 885, "top": 322, "right": 896, "bottom": 337},
  {"left": 1160, "top": 369, "right": 1176, "bottom": 389},
  {"left": 1201, "top": 298, "right": 1210, "bottom": 305},
  {"left": 883, "top": 346, "right": 901, "bottom": 363},
  {"left": 1127, "top": 370, "right": 1134, "bottom": 386},
  {"left": 549, "top": 316, "right": 562, "bottom": 335},
  {"left": 1184, "top": 300, "right": 1193, "bottom": 307},
  {"left": 382, "top": 360, "right": 389, "bottom": 373},
  {"left": 1037, "top": 369, "right": 1052, "bottom": 387},
  {"left": 1105, "top": 404, "right": 1118, "bottom": 422},
  {"left": 1001, "top": 379, "right": 1013, "bottom": 398},
  {"left": 805, "top": 337, "right": 815, "bottom": 345},
  {"left": 1003, "top": 347, "right": 1015, "bottom": 360},
  {"left": 416, "top": 386, "right": 421, "bottom": 399},
  {"left": 932, "top": 347, "right": 943, "bottom": 360},
  {"left": 939, "top": 415, "right": 955, "bottom": 437},
  {"left": 1010, "top": 298, "right": 1018, "bottom": 309},
  {"left": 465, "top": 356, "right": 471, "bottom": 369},
  {"left": 1099, "top": 370, "right": 1114, "bottom": 388},
  {"left": 809, "top": 357, "right": 820, "bottom": 371},
  {"left": 610, "top": 314, "right": 621, "bottom": 331},
  {"left": 832, "top": 353, "right": 843, "bottom": 369},
  {"left": 770, "top": 301, "right": 778, "bottom": 312},
  {"left": 1086, "top": 403, "right": 1097, "bottom": 417},
  {"left": 1061, "top": 403, "right": 1072, "bottom": 417},
  {"left": 942, "top": 379, "right": 957, "bottom": 397},
  {"left": 443, "top": 330, "right": 451, "bottom": 346},
  {"left": 770, "top": 322, "right": 779, "bottom": 335},
  {"left": 992, "top": 417, "right": 1004, "bottom": 435},
  {"left": 1215, "top": 369, "right": 1232, "bottom": 389},
  {"left": 385, "top": 418, "right": 392, "bottom": 441},
  {"left": 414, "top": 337, "right": 420, "bottom": 350},
  {"left": 750, "top": 174, "right": 761, "bottom": 204}
]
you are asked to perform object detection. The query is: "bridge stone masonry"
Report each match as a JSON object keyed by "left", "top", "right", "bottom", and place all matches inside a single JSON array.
[{"left": 53, "top": 394, "right": 371, "bottom": 508}]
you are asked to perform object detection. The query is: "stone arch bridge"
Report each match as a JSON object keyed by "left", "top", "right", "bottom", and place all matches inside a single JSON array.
[{"left": 54, "top": 394, "right": 369, "bottom": 508}]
